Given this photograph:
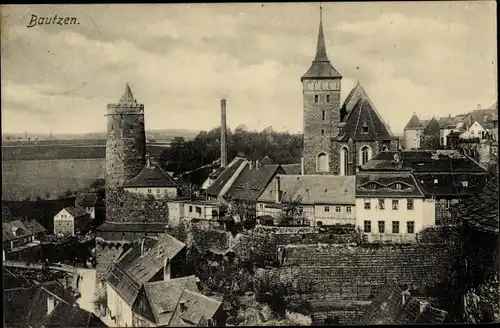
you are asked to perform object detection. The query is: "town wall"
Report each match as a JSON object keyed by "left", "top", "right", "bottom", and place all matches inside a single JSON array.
[{"left": 105, "top": 189, "right": 170, "bottom": 223}]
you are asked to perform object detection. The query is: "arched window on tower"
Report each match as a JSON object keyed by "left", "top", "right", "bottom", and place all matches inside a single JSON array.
[
  {"left": 340, "top": 147, "right": 349, "bottom": 176},
  {"left": 382, "top": 145, "right": 388, "bottom": 152},
  {"left": 360, "top": 146, "right": 372, "bottom": 166},
  {"left": 317, "top": 152, "right": 329, "bottom": 173}
]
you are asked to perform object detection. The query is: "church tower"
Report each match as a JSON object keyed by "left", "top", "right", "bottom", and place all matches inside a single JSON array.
[
  {"left": 302, "top": 6, "right": 342, "bottom": 175},
  {"left": 106, "top": 83, "right": 146, "bottom": 191}
]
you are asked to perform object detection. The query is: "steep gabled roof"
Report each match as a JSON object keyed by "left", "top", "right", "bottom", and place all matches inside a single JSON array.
[
  {"left": 423, "top": 117, "right": 441, "bottom": 134},
  {"left": 338, "top": 98, "right": 392, "bottom": 141},
  {"left": 3, "top": 220, "right": 32, "bottom": 241},
  {"left": 301, "top": 9, "right": 341, "bottom": 81},
  {"left": 123, "top": 162, "right": 178, "bottom": 188},
  {"left": 205, "top": 157, "right": 248, "bottom": 198},
  {"left": 404, "top": 113, "right": 424, "bottom": 130},
  {"left": 260, "top": 155, "right": 273, "bottom": 165},
  {"left": 226, "top": 164, "right": 285, "bottom": 202},
  {"left": 23, "top": 219, "right": 46, "bottom": 234},
  {"left": 169, "top": 289, "right": 223, "bottom": 326},
  {"left": 62, "top": 206, "right": 89, "bottom": 219},
  {"left": 143, "top": 276, "right": 199, "bottom": 326}
]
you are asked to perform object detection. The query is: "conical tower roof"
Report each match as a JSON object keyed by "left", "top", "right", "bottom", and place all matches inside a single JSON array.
[
  {"left": 423, "top": 116, "right": 440, "bottom": 133},
  {"left": 119, "top": 83, "right": 136, "bottom": 103},
  {"left": 301, "top": 6, "right": 341, "bottom": 81},
  {"left": 404, "top": 113, "right": 423, "bottom": 130}
]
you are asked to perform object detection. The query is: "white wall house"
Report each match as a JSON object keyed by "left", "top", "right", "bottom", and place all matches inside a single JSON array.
[
  {"left": 355, "top": 172, "right": 436, "bottom": 243},
  {"left": 53, "top": 207, "right": 90, "bottom": 236},
  {"left": 123, "top": 159, "right": 179, "bottom": 200},
  {"left": 256, "top": 175, "right": 356, "bottom": 226},
  {"left": 167, "top": 200, "right": 221, "bottom": 225},
  {"left": 460, "top": 121, "right": 487, "bottom": 140}
]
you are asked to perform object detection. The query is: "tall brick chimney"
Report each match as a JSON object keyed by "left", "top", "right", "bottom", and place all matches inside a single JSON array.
[{"left": 221, "top": 99, "right": 228, "bottom": 168}]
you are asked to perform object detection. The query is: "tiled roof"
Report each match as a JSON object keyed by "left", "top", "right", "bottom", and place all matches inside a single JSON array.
[
  {"left": 301, "top": 16, "right": 342, "bottom": 80},
  {"left": 96, "top": 222, "right": 168, "bottom": 233},
  {"left": 120, "top": 83, "right": 136, "bottom": 103},
  {"left": 63, "top": 206, "right": 89, "bottom": 219},
  {"left": 356, "top": 172, "right": 425, "bottom": 198},
  {"left": 362, "top": 151, "right": 487, "bottom": 173},
  {"left": 437, "top": 116, "right": 456, "bottom": 128},
  {"left": 123, "top": 162, "right": 178, "bottom": 188},
  {"left": 205, "top": 157, "right": 248, "bottom": 197},
  {"left": 3, "top": 220, "right": 32, "bottom": 241},
  {"left": 23, "top": 219, "right": 47, "bottom": 234},
  {"left": 143, "top": 276, "right": 199, "bottom": 326},
  {"left": 423, "top": 117, "right": 440, "bottom": 134},
  {"left": 454, "top": 164, "right": 498, "bottom": 234},
  {"left": 281, "top": 163, "right": 301, "bottom": 175},
  {"left": 404, "top": 113, "right": 423, "bottom": 130},
  {"left": 340, "top": 82, "right": 392, "bottom": 134},
  {"left": 118, "top": 235, "right": 185, "bottom": 284},
  {"left": 169, "top": 289, "right": 223, "bottom": 327},
  {"left": 75, "top": 193, "right": 102, "bottom": 208},
  {"left": 337, "top": 98, "right": 392, "bottom": 141},
  {"left": 414, "top": 172, "right": 487, "bottom": 198},
  {"left": 258, "top": 175, "right": 355, "bottom": 205},
  {"left": 358, "top": 280, "right": 447, "bottom": 325},
  {"left": 226, "top": 164, "right": 285, "bottom": 202},
  {"left": 208, "top": 167, "right": 225, "bottom": 179},
  {"left": 260, "top": 156, "right": 273, "bottom": 165}
]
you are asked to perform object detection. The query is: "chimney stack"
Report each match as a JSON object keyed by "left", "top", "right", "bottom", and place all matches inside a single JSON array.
[{"left": 220, "top": 99, "right": 228, "bottom": 168}]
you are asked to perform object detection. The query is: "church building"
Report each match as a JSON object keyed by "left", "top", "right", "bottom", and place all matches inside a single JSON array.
[{"left": 301, "top": 7, "right": 398, "bottom": 176}]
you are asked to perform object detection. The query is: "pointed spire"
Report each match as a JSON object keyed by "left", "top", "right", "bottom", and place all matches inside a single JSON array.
[
  {"left": 120, "top": 83, "right": 136, "bottom": 103},
  {"left": 314, "top": 4, "right": 329, "bottom": 62}
]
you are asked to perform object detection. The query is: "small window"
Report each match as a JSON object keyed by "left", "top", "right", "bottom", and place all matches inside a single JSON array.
[
  {"left": 324, "top": 206, "right": 330, "bottom": 212},
  {"left": 346, "top": 206, "right": 352, "bottom": 213},
  {"left": 362, "top": 124, "right": 368, "bottom": 134},
  {"left": 335, "top": 206, "right": 341, "bottom": 213},
  {"left": 378, "top": 199, "right": 385, "bottom": 210},
  {"left": 434, "top": 179, "right": 438, "bottom": 184},
  {"left": 364, "top": 221, "right": 371, "bottom": 233},
  {"left": 407, "top": 199, "right": 414, "bottom": 210},
  {"left": 189, "top": 206, "right": 193, "bottom": 213},
  {"left": 156, "top": 189, "right": 161, "bottom": 194},
  {"left": 321, "top": 129, "right": 325, "bottom": 136},
  {"left": 259, "top": 204, "right": 264, "bottom": 210},
  {"left": 407, "top": 221, "right": 415, "bottom": 234},
  {"left": 461, "top": 181, "right": 468, "bottom": 187},
  {"left": 148, "top": 189, "right": 152, "bottom": 194},
  {"left": 392, "top": 221, "right": 400, "bottom": 234},
  {"left": 364, "top": 199, "right": 371, "bottom": 210},
  {"left": 392, "top": 200, "right": 399, "bottom": 210},
  {"left": 445, "top": 199, "right": 452, "bottom": 209},
  {"left": 314, "top": 95, "right": 319, "bottom": 103},
  {"left": 322, "top": 111, "right": 326, "bottom": 121},
  {"left": 326, "top": 95, "right": 331, "bottom": 103},
  {"left": 378, "top": 221, "right": 385, "bottom": 234},
  {"left": 395, "top": 183, "right": 402, "bottom": 190}
]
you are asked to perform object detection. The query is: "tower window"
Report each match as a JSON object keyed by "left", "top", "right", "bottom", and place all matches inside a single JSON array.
[
  {"left": 314, "top": 95, "right": 319, "bottom": 103},
  {"left": 326, "top": 95, "right": 331, "bottom": 103},
  {"left": 362, "top": 124, "right": 368, "bottom": 134},
  {"left": 322, "top": 111, "right": 325, "bottom": 121},
  {"left": 321, "top": 129, "right": 325, "bottom": 136}
]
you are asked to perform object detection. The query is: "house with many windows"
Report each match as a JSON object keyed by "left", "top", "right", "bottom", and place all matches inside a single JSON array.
[
  {"left": 355, "top": 171, "right": 435, "bottom": 243},
  {"left": 256, "top": 174, "right": 356, "bottom": 226},
  {"left": 53, "top": 207, "right": 91, "bottom": 236}
]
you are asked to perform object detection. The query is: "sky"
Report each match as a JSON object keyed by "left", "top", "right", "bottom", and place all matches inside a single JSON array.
[{"left": 1, "top": 2, "right": 497, "bottom": 135}]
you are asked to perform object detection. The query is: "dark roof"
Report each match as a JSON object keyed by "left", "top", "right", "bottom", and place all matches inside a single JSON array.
[
  {"left": 143, "top": 276, "right": 199, "bottom": 326},
  {"left": 281, "top": 163, "right": 301, "bottom": 175},
  {"left": 226, "top": 164, "right": 284, "bottom": 202},
  {"left": 260, "top": 155, "right": 273, "bottom": 165},
  {"left": 470, "top": 108, "right": 498, "bottom": 125},
  {"left": 404, "top": 113, "right": 423, "bottom": 130},
  {"left": 75, "top": 193, "right": 102, "bottom": 208},
  {"left": 23, "top": 219, "right": 47, "bottom": 234},
  {"left": 63, "top": 206, "right": 89, "bottom": 219},
  {"left": 358, "top": 280, "right": 447, "bottom": 325},
  {"left": 414, "top": 172, "right": 487, "bottom": 198},
  {"left": 454, "top": 165, "right": 499, "bottom": 234},
  {"left": 301, "top": 16, "right": 341, "bottom": 80},
  {"left": 362, "top": 151, "right": 487, "bottom": 173},
  {"left": 3, "top": 220, "right": 32, "bottom": 241},
  {"left": 423, "top": 117, "right": 441, "bottom": 134},
  {"left": 437, "top": 116, "right": 456, "bottom": 128},
  {"left": 338, "top": 98, "right": 392, "bottom": 141},
  {"left": 96, "top": 222, "right": 168, "bottom": 233},
  {"left": 123, "top": 162, "right": 178, "bottom": 188},
  {"left": 205, "top": 157, "right": 247, "bottom": 197},
  {"left": 356, "top": 172, "right": 425, "bottom": 198},
  {"left": 169, "top": 289, "right": 223, "bottom": 326}
]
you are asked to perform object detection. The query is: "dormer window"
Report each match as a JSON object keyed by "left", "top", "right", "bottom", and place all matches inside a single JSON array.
[
  {"left": 461, "top": 181, "right": 468, "bottom": 187},
  {"left": 314, "top": 95, "right": 319, "bottom": 103},
  {"left": 362, "top": 123, "right": 368, "bottom": 134},
  {"left": 395, "top": 183, "right": 402, "bottom": 190}
]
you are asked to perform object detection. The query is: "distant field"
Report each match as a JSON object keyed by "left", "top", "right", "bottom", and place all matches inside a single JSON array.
[
  {"left": 2, "top": 159, "right": 106, "bottom": 201},
  {"left": 1, "top": 143, "right": 170, "bottom": 161}
]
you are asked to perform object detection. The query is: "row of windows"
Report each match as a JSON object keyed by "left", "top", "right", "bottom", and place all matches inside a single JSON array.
[
  {"left": 188, "top": 206, "right": 203, "bottom": 214},
  {"left": 314, "top": 94, "right": 332, "bottom": 104},
  {"left": 364, "top": 198, "right": 414, "bottom": 210},
  {"left": 324, "top": 205, "right": 352, "bottom": 213},
  {"left": 147, "top": 188, "right": 168, "bottom": 194},
  {"left": 364, "top": 220, "right": 415, "bottom": 234}
]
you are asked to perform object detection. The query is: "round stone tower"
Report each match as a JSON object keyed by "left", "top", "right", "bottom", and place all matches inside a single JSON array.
[{"left": 106, "top": 83, "right": 146, "bottom": 190}]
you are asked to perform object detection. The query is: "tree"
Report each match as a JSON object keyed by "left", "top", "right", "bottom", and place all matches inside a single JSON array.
[{"left": 276, "top": 197, "right": 305, "bottom": 226}]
